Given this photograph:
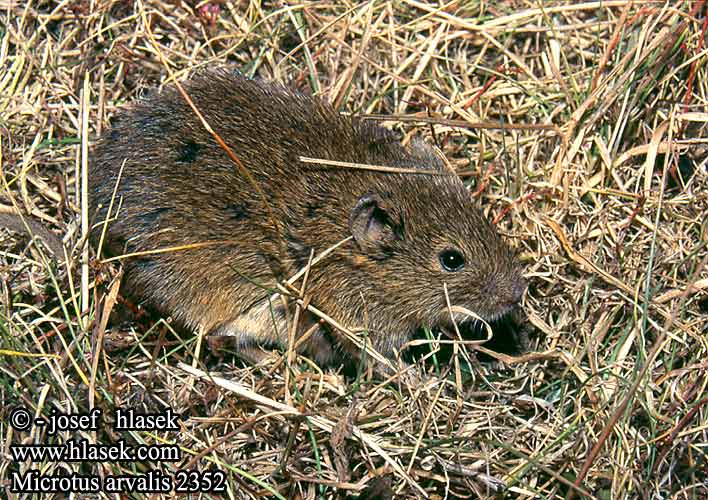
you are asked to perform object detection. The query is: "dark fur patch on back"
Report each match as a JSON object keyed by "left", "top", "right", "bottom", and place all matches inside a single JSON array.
[
  {"left": 305, "top": 200, "right": 324, "bottom": 218},
  {"left": 137, "top": 114, "right": 168, "bottom": 134},
  {"left": 178, "top": 141, "right": 203, "bottom": 163},
  {"left": 140, "top": 207, "right": 172, "bottom": 225},
  {"left": 132, "top": 257, "right": 157, "bottom": 271},
  {"left": 225, "top": 202, "right": 250, "bottom": 221},
  {"left": 287, "top": 116, "right": 305, "bottom": 131}
]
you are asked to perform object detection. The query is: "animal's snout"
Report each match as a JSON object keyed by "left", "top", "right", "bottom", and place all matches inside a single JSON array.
[
  {"left": 482, "top": 274, "right": 526, "bottom": 308},
  {"left": 510, "top": 276, "right": 526, "bottom": 304}
]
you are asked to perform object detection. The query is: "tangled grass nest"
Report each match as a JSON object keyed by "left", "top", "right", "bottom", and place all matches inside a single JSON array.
[{"left": 1, "top": 1, "right": 707, "bottom": 498}]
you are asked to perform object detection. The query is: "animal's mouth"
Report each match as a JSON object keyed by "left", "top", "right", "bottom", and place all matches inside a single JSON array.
[
  {"left": 446, "top": 305, "right": 528, "bottom": 356},
  {"left": 441, "top": 304, "right": 516, "bottom": 331},
  {"left": 405, "top": 306, "right": 531, "bottom": 362},
  {"left": 405, "top": 306, "right": 529, "bottom": 366},
  {"left": 484, "top": 305, "right": 517, "bottom": 324}
]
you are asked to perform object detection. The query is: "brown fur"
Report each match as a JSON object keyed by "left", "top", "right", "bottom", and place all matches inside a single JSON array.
[
  {"left": 0, "top": 213, "right": 64, "bottom": 257},
  {"left": 89, "top": 70, "right": 525, "bottom": 366}
]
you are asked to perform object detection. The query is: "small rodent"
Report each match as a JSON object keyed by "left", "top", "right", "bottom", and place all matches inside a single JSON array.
[{"left": 89, "top": 70, "right": 525, "bottom": 367}]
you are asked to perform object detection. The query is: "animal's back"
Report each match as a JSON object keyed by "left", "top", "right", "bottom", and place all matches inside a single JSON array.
[{"left": 90, "top": 71, "right": 440, "bottom": 251}]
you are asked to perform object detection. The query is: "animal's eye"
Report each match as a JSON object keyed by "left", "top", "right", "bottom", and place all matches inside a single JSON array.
[{"left": 439, "top": 248, "right": 465, "bottom": 272}]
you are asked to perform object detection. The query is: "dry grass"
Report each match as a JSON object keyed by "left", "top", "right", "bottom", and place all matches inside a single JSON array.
[{"left": 1, "top": 1, "right": 707, "bottom": 499}]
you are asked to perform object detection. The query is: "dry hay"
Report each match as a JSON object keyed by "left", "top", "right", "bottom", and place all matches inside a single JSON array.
[{"left": 1, "top": 1, "right": 707, "bottom": 499}]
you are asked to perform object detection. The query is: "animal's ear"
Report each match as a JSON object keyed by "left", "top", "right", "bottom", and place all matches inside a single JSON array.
[{"left": 349, "top": 194, "right": 400, "bottom": 255}]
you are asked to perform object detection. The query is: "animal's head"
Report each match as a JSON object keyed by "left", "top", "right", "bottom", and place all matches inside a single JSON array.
[{"left": 347, "top": 172, "right": 525, "bottom": 333}]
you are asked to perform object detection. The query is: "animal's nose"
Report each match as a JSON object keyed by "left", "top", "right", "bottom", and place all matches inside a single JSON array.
[
  {"left": 512, "top": 277, "right": 528, "bottom": 304},
  {"left": 481, "top": 275, "right": 526, "bottom": 307},
  {"left": 510, "top": 277, "right": 526, "bottom": 304}
]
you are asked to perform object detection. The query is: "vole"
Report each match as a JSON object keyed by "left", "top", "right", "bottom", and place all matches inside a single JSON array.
[{"left": 89, "top": 70, "right": 525, "bottom": 368}]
